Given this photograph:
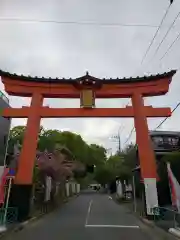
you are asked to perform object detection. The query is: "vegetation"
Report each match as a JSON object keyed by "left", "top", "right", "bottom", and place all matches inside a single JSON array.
[
  {"left": 94, "top": 143, "right": 137, "bottom": 185},
  {"left": 7, "top": 126, "right": 108, "bottom": 184},
  {"left": 8, "top": 126, "right": 137, "bottom": 187}
]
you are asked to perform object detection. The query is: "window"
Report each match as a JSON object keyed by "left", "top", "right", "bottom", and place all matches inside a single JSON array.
[
  {"left": 152, "top": 136, "right": 163, "bottom": 147},
  {"left": 151, "top": 135, "right": 180, "bottom": 150},
  {"left": 171, "top": 137, "right": 179, "bottom": 146}
]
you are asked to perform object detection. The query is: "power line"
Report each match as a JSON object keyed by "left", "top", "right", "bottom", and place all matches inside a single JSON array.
[
  {"left": 141, "top": 3, "right": 172, "bottom": 65},
  {"left": 151, "top": 11, "right": 180, "bottom": 60},
  {"left": 122, "top": 100, "right": 134, "bottom": 146},
  {"left": 126, "top": 100, "right": 131, "bottom": 106},
  {"left": 124, "top": 100, "right": 180, "bottom": 144},
  {"left": 154, "top": 101, "right": 180, "bottom": 130},
  {"left": 0, "top": 18, "right": 168, "bottom": 28},
  {"left": 124, "top": 127, "right": 135, "bottom": 145},
  {"left": 160, "top": 31, "right": 180, "bottom": 60}
]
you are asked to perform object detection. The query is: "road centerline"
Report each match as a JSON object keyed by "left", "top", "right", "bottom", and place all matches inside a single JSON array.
[
  {"left": 85, "top": 224, "right": 140, "bottom": 229},
  {"left": 85, "top": 199, "right": 93, "bottom": 226}
]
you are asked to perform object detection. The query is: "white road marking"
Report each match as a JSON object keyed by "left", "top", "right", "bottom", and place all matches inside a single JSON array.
[
  {"left": 85, "top": 200, "right": 93, "bottom": 226},
  {"left": 85, "top": 224, "right": 140, "bottom": 229}
]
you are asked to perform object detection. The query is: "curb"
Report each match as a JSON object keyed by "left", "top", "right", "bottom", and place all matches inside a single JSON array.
[
  {"left": 0, "top": 213, "right": 45, "bottom": 239},
  {"left": 169, "top": 228, "right": 180, "bottom": 238},
  {"left": 139, "top": 217, "right": 177, "bottom": 239}
]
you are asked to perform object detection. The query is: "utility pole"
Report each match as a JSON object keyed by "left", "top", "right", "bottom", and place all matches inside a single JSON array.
[
  {"left": 113, "top": 131, "right": 121, "bottom": 154},
  {"left": 111, "top": 126, "right": 123, "bottom": 155},
  {"left": 118, "top": 132, "right": 121, "bottom": 154}
]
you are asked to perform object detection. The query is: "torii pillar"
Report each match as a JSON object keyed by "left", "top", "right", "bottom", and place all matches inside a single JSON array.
[
  {"left": 10, "top": 93, "right": 43, "bottom": 221},
  {"left": 132, "top": 92, "right": 158, "bottom": 216}
]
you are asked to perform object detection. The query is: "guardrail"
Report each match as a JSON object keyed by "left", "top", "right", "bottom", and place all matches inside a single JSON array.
[{"left": 153, "top": 206, "right": 180, "bottom": 229}]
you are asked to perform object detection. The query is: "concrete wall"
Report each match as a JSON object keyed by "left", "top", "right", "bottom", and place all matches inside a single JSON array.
[{"left": 65, "top": 182, "right": 80, "bottom": 197}]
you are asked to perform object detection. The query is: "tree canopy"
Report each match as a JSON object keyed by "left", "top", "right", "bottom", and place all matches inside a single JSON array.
[
  {"left": 94, "top": 144, "right": 137, "bottom": 185},
  {"left": 7, "top": 126, "right": 107, "bottom": 182},
  {"left": 8, "top": 125, "right": 138, "bottom": 186}
]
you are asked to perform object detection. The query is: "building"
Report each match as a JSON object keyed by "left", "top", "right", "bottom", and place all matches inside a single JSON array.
[
  {"left": 0, "top": 91, "right": 11, "bottom": 166},
  {"left": 150, "top": 130, "right": 180, "bottom": 157},
  {"left": 135, "top": 130, "right": 180, "bottom": 164},
  {"left": 133, "top": 130, "right": 180, "bottom": 207}
]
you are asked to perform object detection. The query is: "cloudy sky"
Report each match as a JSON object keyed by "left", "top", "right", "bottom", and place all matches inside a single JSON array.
[{"left": 0, "top": 0, "right": 180, "bottom": 154}]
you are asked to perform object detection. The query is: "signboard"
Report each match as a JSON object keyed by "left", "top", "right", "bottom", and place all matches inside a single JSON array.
[{"left": 7, "top": 168, "right": 16, "bottom": 177}]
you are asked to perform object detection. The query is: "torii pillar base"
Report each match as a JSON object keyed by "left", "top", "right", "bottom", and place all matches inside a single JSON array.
[{"left": 9, "top": 184, "right": 32, "bottom": 222}]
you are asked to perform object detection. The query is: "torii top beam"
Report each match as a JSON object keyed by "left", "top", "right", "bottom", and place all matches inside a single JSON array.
[{"left": 0, "top": 70, "right": 176, "bottom": 98}]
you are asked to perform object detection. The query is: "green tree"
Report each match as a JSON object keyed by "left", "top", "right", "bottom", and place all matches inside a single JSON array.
[
  {"left": 94, "top": 165, "right": 114, "bottom": 185},
  {"left": 8, "top": 126, "right": 107, "bottom": 176},
  {"left": 95, "top": 144, "right": 137, "bottom": 184},
  {"left": 106, "top": 154, "right": 131, "bottom": 182},
  {"left": 89, "top": 144, "right": 107, "bottom": 166},
  {"left": 38, "top": 129, "right": 63, "bottom": 151},
  {"left": 8, "top": 125, "right": 44, "bottom": 154}
]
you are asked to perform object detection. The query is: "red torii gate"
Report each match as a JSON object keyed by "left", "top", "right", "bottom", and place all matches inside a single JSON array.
[{"left": 0, "top": 69, "right": 176, "bottom": 219}]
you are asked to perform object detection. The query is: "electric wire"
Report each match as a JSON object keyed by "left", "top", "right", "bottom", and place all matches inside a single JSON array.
[
  {"left": 160, "top": 31, "right": 180, "bottom": 60},
  {"left": 0, "top": 18, "right": 164, "bottom": 28},
  {"left": 123, "top": 101, "right": 180, "bottom": 145},
  {"left": 140, "top": 3, "right": 172, "bottom": 65},
  {"left": 154, "top": 101, "right": 180, "bottom": 130},
  {"left": 123, "top": 127, "right": 135, "bottom": 145},
  {"left": 151, "top": 11, "right": 180, "bottom": 60}
]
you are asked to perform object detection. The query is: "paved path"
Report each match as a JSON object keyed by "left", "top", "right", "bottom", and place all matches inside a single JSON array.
[{"left": 4, "top": 192, "right": 156, "bottom": 240}]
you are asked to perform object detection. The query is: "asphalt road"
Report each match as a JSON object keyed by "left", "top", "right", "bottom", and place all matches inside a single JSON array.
[{"left": 4, "top": 191, "right": 157, "bottom": 240}]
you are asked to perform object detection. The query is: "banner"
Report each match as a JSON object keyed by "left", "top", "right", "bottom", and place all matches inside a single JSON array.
[
  {"left": 167, "top": 162, "right": 180, "bottom": 212},
  {"left": 0, "top": 167, "right": 8, "bottom": 204}
]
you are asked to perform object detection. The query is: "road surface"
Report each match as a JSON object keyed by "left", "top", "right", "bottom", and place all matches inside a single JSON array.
[{"left": 4, "top": 192, "right": 157, "bottom": 240}]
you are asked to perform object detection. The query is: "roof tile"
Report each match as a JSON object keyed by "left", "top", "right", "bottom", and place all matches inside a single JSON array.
[{"left": 0, "top": 69, "right": 176, "bottom": 84}]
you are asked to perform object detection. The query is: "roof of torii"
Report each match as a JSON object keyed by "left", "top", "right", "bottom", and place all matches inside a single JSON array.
[{"left": 0, "top": 69, "right": 176, "bottom": 84}]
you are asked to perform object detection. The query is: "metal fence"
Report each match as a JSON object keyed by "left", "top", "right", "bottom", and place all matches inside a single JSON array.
[
  {"left": 0, "top": 207, "right": 18, "bottom": 225},
  {"left": 153, "top": 207, "right": 180, "bottom": 230}
]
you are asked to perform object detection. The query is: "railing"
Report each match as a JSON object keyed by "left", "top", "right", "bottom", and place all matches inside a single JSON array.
[
  {"left": 0, "top": 207, "right": 18, "bottom": 225},
  {"left": 153, "top": 207, "right": 180, "bottom": 230}
]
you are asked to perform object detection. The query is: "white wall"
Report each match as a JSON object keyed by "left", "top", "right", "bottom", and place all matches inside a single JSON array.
[{"left": 116, "top": 181, "right": 123, "bottom": 198}]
